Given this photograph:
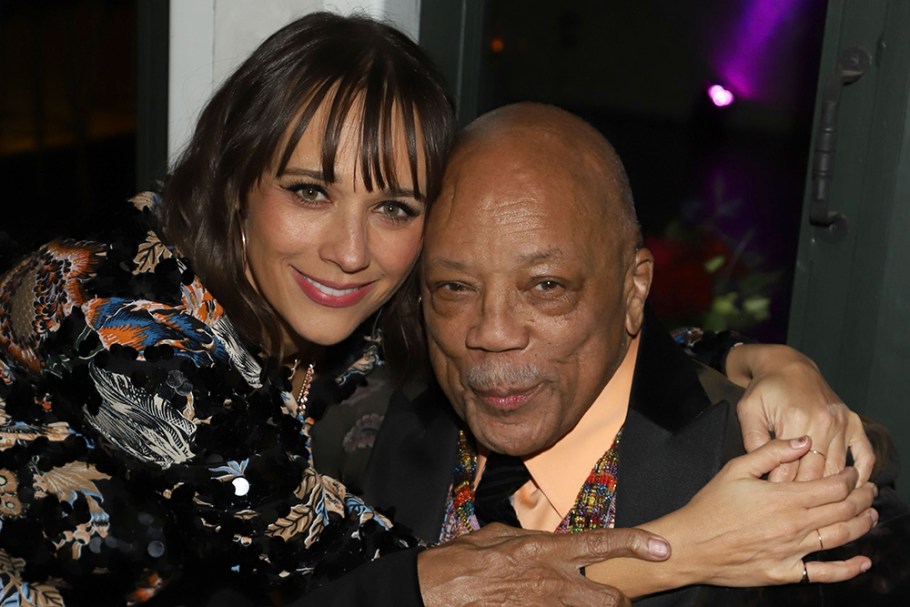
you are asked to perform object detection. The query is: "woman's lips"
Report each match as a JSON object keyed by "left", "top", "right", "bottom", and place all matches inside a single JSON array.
[
  {"left": 294, "top": 272, "right": 376, "bottom": 308},
  {"left": 475, "top": 384, "right": 541, "bottom": 412}
]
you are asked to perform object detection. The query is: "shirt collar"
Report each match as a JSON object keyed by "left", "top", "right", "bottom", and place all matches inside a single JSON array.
[{"left": 520, "top": 334, "right": 639, "bottom": 520}]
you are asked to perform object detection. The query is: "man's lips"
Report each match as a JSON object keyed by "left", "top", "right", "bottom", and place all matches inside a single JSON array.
[
  {"left": 294, "top": 271, "right": 376, "bottom": 308},
  {"left": 473, "top": 384, "right": 541, "bottom": 412}
]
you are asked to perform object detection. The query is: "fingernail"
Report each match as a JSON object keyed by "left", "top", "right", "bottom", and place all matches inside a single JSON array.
[
  {"left": 791, "top": 436, "right": 809, "bottom": 448},
  {"left": 648, "top": 538, "right": 669, "bottom": 558},
  {"left": 871, "top": 509, "right": 879, "bottom": 527},
  {"left": 861, "top": 561, "right": 872, "bottom": 572}
]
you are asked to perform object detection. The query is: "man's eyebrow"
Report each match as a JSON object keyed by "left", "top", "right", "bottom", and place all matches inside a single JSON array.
[
  {"left": 424, "top": 258, "right": 471, "bottom": 272},
  {"left": 424, "top": 248, "right": 564, "bottom": 272},
  {"left": 517, "top": 248, "right": 564, "bottom": 265}
]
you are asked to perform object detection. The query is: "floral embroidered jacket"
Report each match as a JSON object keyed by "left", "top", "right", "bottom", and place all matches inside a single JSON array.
[{"left": 0, "top": 194, "right": 417, "bottom": 606}]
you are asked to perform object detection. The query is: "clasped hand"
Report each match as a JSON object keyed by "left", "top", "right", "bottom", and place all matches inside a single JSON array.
[
  {"left": 417, "top": 523, "right": 671, "bottom": 607},
  {"left": 641, "top": 436, "right": 877, "bottom": 589}
]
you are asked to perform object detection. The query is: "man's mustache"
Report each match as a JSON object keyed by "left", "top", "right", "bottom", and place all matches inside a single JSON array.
[{"left": 466, "top": 362, "right": 542, "bottom": 391}]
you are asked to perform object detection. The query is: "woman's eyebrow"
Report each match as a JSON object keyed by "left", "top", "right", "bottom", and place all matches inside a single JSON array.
[
  {"left": 280, "top": 167, "right": 326, "bottom": 180},
  {"left": 383, "top": 185, "right": 420, "bottom": 199}
]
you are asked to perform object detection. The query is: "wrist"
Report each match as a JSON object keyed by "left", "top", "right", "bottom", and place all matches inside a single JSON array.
[{"left": 635, "top": 519, "right": 703, "bottom": 589}]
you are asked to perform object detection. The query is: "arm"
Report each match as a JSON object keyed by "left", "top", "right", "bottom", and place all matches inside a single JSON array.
[
  {"left": 417, "top": 525, "right": 669, "bottom": 607},
  {"left": 585, "top": 437, "right": 877, "bottom": 598},
  {"left": 293, "top": 518, "right": 672, "bottom": 607},
  {"left": 679, "top": 327, "right": 874, "bottom": 484},
  {"left": 726, "top": 343, "right": 874, "bottom": 484}
]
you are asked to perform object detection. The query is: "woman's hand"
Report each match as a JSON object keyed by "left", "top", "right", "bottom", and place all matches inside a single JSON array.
[
  {"left": 417, "top": 524, "right": 670, "bottom": 607},
  {"left": 726, "top": 343, "right": 875, "bottom": 485},
  {"left": 639, "top": 437, "right": 876, "bottom": 590},
  {"left": 585, "top": 437, "right": 876, "bottom": 598}
]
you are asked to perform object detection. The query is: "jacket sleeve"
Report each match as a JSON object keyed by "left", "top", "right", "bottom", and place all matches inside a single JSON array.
[
  {"left": 289, "top": 547, "right": 426, "bottom": 607},
  {"left": 670, "top": 325, "right": 754, "bottom": 377}
]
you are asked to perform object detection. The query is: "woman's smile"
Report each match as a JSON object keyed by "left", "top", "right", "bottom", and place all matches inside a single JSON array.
[{"left": 294, "top": 271, "right": 377, "bottom": 308}]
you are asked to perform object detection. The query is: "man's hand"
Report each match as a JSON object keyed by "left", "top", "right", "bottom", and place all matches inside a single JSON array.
[
  {"left": 417, "top": 524, "right": 670, "bottom": 607},
  {"left": 726, "top": 343, "right": 875, "bottom": 485}
]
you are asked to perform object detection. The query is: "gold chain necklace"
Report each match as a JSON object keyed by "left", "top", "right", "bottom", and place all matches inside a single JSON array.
[{"left": 289, "top": 358, "right": 316, "bottom": 414}]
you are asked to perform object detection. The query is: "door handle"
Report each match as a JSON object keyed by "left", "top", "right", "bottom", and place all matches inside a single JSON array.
[{"left": 809, "top": 45, "right": 871, "bottom": 241}]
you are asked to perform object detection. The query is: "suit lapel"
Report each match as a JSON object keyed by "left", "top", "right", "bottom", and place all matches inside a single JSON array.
[
  {"left": 361, "top": 380, "right": 461, "bottom": 541},
  {"left": 615, "top": 307, "right": 739, "bottom": 528}
]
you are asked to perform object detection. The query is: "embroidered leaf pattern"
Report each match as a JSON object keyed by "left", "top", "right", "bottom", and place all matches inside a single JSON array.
[
  {"left": 268, "top": 469, "right": 325, "bottom": 547},
  {"left": 26, "top": 583, "right": 66, "bottom": 607},
  {"left": 33, "top": 461, "right": 111, "bottom": 502},
  {"left": 34, "top": 461, "right": 113, "bottom": 557},
  {"left": 0, "top": 549, "right": 65, "bottom": 606},
  {"left": 133, "top": 231, "right": 172, "bottom": 275}
]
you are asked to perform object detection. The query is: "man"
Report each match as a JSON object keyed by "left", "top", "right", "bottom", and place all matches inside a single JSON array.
[{"left": 362, "top": 102, "right": 908, "bottom": 605}]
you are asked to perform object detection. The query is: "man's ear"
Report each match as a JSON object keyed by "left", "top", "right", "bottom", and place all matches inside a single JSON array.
[{"left": 624, "top": 247, "right": 654, "bottom": 336}]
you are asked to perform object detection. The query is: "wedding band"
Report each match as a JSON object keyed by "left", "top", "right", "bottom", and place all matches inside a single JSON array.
[
  {"left": 808, "top": 449, "right": 826, "bottom": 458},
  {"left": 816, "top": 529, "right": 825, "bottom": 551},
  {"left": 801, "top": 560, "right": 810, "bottom": 584}
]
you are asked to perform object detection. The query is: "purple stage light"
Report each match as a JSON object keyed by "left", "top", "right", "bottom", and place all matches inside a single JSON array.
[
  {"left": 711, "top": 0, "right": 802, "bottom": 102},
  {"left": 708, "top": 84, "right": 735, "bottom": 107}
]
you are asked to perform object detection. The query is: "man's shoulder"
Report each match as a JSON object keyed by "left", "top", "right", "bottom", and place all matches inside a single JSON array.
[{"left": 692, "top": 360, "right": 745, "bottom": 408}]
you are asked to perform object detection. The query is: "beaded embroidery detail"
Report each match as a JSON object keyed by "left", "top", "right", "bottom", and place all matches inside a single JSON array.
[
  {"left": 440, "top": 428, "right": 622, "bottom": 541},
  {"left": 556, "top": 428, "right": 621, "bottom": 533}
]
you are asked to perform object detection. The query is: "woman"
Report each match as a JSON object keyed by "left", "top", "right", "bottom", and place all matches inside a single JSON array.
[{"left": 0, "top": 11, "right": 876, "bottom": 607}]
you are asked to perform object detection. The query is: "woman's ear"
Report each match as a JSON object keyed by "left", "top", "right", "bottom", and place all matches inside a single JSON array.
[{"left": 624, "top": 247, "right": 654, "bottom": 336}]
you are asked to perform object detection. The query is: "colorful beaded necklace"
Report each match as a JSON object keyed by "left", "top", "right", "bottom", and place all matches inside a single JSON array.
[{"left": 439, "top": 428, "right": 622, "bottom": 542}]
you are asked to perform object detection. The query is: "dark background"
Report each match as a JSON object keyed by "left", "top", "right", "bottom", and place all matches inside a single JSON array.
[
  {"left": 0, "top": 0, "right": 138, "bottom": 269},
  {"left": 475, "top": 0, "right": 827, "bottom": 341},
  {"left": 0, "top": 0, "right": 828, "bottom": 342}
]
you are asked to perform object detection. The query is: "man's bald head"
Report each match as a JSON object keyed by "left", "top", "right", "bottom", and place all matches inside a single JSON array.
[
  {"left": 437, "top": 102, "right": 641, "bottom": 256},
  {"left": 421, "top": 102, "right": 653, "bottom": 456}
]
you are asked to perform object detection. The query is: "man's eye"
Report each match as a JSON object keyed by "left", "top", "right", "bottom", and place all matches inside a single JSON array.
[
  {"left": 430, "top": 281, "right": 473, "bottom": 299},
  {"left": 535, "top": 280, "right": 562, "bottom": 291}
]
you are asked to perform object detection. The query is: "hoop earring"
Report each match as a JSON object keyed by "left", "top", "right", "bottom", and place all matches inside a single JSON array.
[
  {"left": 370, "top": 305, "right": 384, "bottom": 342},
  {"left": 239, "top": 219, "right": 249, "bottom": 268}
]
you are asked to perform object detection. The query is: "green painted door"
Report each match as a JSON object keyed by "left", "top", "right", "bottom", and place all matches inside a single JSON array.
[{"left": 789, "top": 0, "right": 910, "bottom": 502}]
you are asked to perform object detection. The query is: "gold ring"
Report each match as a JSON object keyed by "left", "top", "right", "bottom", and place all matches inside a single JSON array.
[
  {"left": 816, "top": 529, "right": 824, "bottom": 551},
  {"left": 801, "top": 560, "right": 810, "bottom": 584},
  {"left": 808, "top": 449, "right": 826, "bottom": 458}
]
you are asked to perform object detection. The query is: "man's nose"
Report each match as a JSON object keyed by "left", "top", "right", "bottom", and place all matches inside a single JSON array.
[
  {"left": 319, "top": 209, "right": 370, "bottom": 273},
  {"left": 465, "top": 291, "right": 529, "bottom": 352}
]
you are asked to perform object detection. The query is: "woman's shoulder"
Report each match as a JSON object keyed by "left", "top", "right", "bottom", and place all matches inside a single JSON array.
[{"left": 0, "top": 192, "right": 234, "bottom": 375}]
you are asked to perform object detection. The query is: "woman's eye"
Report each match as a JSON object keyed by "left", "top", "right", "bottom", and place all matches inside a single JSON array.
[
  {"left": 286, "top": 183, "right": 327, "bottom": 203},
  {"left": 300, "top": 185, "right": 326, "bottom": 201},
  {"left": 301, "top": 186, "right": 321, "bottom": 200},
  {"left": 378, "top": 201, "right": 419, "bottom": 221}
]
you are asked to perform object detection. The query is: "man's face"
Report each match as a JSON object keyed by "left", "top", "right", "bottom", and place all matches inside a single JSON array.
[{"left": 422, "top": 136, "right": 645, "bottom": 456}]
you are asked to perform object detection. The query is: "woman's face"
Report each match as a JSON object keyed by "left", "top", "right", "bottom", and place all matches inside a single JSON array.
[{"left": 244, "top": 100, "right": 427, "bottom": 350}]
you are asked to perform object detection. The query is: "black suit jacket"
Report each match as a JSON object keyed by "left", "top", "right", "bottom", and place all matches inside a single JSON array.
[{"left": 362, "top": 308, "right": 910, "bottom": 606}]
